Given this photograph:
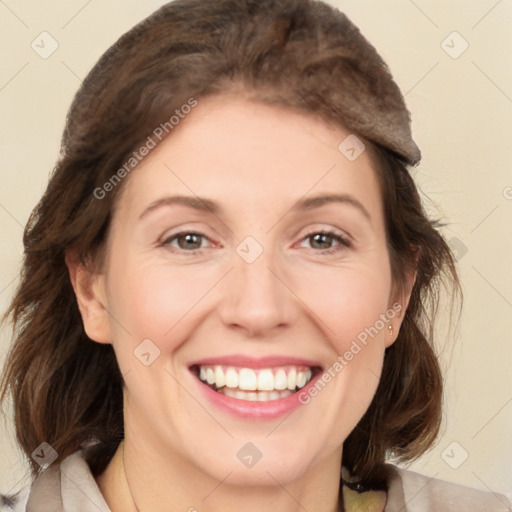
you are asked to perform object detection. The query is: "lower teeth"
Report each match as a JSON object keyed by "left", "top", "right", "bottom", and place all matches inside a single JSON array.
[{"left": 216, "top": 387, "right": 294, "bottom": 401}]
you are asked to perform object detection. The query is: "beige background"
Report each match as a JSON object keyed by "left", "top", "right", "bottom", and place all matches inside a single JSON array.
[{"left": 1, "top": 0, "right": 511, "bottom": 505}]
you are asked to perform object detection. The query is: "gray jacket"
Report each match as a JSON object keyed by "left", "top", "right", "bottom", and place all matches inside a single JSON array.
[{"left": 24, "top": 449, "right": 511, "bottom": 511}]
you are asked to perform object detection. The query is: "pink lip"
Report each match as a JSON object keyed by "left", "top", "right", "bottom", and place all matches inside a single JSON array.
[
  {"left": 188, "top": 355, "right": 323, "bottom": 420},
  {"left": 196, "top": 381, "right": 319, "bottom": 419},
  {"left": 189, "top": 354, "right": 322, "bottom": 369}
]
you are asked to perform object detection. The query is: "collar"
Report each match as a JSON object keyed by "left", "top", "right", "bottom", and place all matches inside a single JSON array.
[{"left": 340, "top": 466, "right": 387, "bottom": 512}]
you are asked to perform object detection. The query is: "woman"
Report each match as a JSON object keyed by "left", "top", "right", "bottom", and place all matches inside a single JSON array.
[{"left": 1, "top": 0, "right": 510, "bottom": 510}]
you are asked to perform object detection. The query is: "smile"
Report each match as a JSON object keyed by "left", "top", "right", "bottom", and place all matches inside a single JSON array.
[
  {"left": 191, "top": 364, "right": 321, "bottom": 402},
  {"left": 188, "top": 355, "right": 323, "bottom": 419}
]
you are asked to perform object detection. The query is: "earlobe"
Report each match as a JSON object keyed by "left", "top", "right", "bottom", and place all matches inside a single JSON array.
[
  {"left": 386, "top": 248, "right": 418, "bottom": 347},
  {"left": 400, "top": 266, "right": 417, "bottom": 315},
  {"left": 65, "top": 250, "right": 112, "bottom": 344}
]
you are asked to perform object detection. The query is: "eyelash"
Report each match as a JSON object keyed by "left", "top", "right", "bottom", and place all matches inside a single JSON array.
[
  {"left": 298, "top": 229, "right": 353, "bottom": 254},
  {"left": 161, "top": 229, "right": 352, "bottom": 255}
]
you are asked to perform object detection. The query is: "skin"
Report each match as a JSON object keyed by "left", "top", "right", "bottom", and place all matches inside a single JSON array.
[{"left": 67, "top": 95, "right": 415, "bottom": 512}]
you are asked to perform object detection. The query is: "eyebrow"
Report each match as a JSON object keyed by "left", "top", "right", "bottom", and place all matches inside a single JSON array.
[
  {"left": 290, "top": 193, "right": 371, "bottom": 221},
  {"left": 138, "top": 193, "right": 371, "bottom": 222},
  {"left": 139, "top": 195, "right": 221, "bottom": 219}
]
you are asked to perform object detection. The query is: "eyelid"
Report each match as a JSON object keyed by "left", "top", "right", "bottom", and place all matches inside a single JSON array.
[
  {"left": 161, "top": 230, "right": 218, "bottom": 251},
  {"left": 295, "top": 227, "right": 353, "bottom": 252},
  {"left": 294, "top": 221, "right": 353, "bottom": 242}
]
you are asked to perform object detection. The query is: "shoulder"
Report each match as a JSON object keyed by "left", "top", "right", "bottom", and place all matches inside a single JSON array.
[
  {"left": 385, "top": 464, "right": 512, "bottom": 512},
  {"left": 25, "top": 449, "right": 110, "bottom": 512}
]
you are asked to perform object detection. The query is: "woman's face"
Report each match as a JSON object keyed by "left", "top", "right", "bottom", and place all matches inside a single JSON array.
[{"left": 81, "top": 95, "right": 411, "bottom": 486}]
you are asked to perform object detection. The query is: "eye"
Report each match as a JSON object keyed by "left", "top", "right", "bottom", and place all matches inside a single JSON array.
[
  {"left": 298, "top": 229, "right": 352, "bottom": 254},
  {"left": 160, "top": 229, "right": 352, "bottom": 255},
  {"left": 161, "top": 231, "right": 214, "bottom": 252}
]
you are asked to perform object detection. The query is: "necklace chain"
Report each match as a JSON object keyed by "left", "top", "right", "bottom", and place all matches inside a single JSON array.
[{"left": 121, "top": 442, "right": 141, "bottom": 512}]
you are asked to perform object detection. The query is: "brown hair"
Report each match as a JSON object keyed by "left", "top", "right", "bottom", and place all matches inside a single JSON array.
[{"left": 1, "top": 0, "right": 461, "bottom": 489}]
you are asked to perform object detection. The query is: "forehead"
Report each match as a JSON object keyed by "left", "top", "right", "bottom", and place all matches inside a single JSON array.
[{"left": 115, "top": 95, "right": 383, "bottom": 225}]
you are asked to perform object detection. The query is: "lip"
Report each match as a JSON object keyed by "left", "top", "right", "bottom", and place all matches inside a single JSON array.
[
  {"left": 188, "top": 354, "right": 323, "bottom": 420},
  {"left": 189, "top": 354, "right": 322, "bottom": 369}
]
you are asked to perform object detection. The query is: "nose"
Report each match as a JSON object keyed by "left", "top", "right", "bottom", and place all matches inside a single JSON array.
[{"left": 217, "top": 245, "right": 297, "bottom": 338}]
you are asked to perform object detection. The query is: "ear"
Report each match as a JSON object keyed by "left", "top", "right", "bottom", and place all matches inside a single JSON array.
[
  {"left": 385, "top": 245, "right": 419, "bottom": 347},
  {"left": 65, "top": 250, "right": 111, "bottom": 344}
]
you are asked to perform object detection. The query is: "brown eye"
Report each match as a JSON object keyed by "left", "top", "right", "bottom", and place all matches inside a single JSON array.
[
  {"left": 309, "top": 233, "right": 335, "bottom": 250},
  {"left": 299, "top": 230, "right": 352, "bottom": 254},
  {"left": 163, "top": 232, "right": 207, "bottom": 251}
]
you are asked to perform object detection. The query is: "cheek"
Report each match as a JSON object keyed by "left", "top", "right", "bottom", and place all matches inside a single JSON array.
[
  {"left": 295, "top": 260, "right": 393, "bottom": 353},
  {"left": 106, "top": 255, "right": 216, "bottom": 349}
]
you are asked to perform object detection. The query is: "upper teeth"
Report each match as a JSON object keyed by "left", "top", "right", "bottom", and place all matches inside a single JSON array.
[{"left": 198, "top": 365, "right": 313, "bottom": 391}]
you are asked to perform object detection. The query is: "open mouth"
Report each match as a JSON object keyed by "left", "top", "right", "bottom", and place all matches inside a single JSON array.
[{"left": 190, "top": 364, "right": 323, "bottom": 402}]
